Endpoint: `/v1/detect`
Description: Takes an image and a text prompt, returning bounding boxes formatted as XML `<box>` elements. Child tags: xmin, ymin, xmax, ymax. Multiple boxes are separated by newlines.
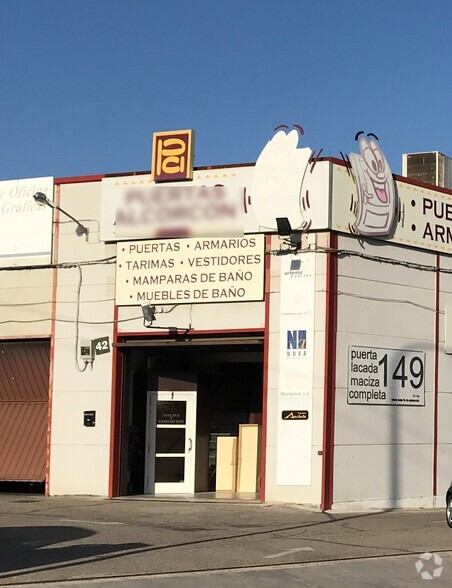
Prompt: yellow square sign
<box><xmin>152</xmin><ymin>129</ymin><xmax>195</xmax><ymax>182</ymax></box>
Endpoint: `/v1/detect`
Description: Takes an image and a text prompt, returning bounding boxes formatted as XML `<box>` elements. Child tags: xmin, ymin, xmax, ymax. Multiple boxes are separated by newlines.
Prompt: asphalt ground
<box><xmin>13</xmin><ymin>554</ymin><xmax>452</xmax><ymax>588</ymax></box>
<box><xmin>1</xmin><ymin>495</ymin><xmax>452</xmax><ymax>586</ymax></box>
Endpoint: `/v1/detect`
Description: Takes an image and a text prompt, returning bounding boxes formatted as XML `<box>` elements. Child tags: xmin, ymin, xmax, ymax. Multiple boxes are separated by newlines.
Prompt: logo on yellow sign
<box><xmin>152</xmin><ymin>129</ymin><xmax>195</xmax><ymax>182</ymax></box>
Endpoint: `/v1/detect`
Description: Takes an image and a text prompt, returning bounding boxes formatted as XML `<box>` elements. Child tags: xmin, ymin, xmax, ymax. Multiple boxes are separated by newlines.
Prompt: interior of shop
<box><xmin>119</xmin><ymin>340</ymin><xmax>264</xmax><ymax>496</ymax></box>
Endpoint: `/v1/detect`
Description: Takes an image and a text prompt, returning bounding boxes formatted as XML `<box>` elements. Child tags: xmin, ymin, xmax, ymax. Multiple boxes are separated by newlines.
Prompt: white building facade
<box><xmin>1</xmin><ymin>130</ymin><xmax>452</xmax><ymax>509</ymax></box>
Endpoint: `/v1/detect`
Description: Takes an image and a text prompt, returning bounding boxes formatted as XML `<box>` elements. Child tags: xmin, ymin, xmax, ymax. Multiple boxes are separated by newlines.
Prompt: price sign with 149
<box><xmin>347</xmin><ymin>346</ymin><xmax>425</xmax><ymax>406</ymax></box>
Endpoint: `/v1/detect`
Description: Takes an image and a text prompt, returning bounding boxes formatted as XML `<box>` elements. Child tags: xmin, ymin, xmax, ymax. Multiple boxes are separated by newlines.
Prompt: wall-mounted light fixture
<box><xmin>33</xmin><ymin>192</ymin><xmax>89</xmax><ymax>240</ymax></box>
<box><xmin>141</xmin><ymin>304</ymin><xmax>156</xmax><ymax>327</ymax></box>
<box><xmin>276</xmin><ymin>217</ymin><xmax>302</xmax><ymax>251</ymax></box>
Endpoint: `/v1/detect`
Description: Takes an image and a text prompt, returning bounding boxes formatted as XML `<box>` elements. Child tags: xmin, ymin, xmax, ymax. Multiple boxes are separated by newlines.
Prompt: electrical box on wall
<box><xmin>80</xmin><ymin>339</ymin><xmax>94</xmax><ymax>362</ymax></box>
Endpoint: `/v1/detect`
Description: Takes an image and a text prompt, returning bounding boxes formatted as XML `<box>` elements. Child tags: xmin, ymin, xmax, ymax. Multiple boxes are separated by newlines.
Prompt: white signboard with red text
<box><xmin>100</xmin><ymin>169</ymin><xmax>255</xmax><ymax>241</ymax></box>
<box><xmin>99</xmin><ymin>139</ymin><xmax>331</xmax><ymax>242</ymax></box>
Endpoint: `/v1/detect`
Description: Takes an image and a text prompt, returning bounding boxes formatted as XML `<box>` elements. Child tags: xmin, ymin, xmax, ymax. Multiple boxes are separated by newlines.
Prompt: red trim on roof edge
<box><xmin>55</xmin><ymin>156</ymin><xmax>452</xmax><ymax>198</ymax></box>
<box><xmin>54</xmin><ymin>162</ymin><xmax>256</xmax><ymax>185</ymax></box>
<box><xmin>55</xmin><ymin>174</ymin><xmax>106</xmax><ymax>185</ymax></box>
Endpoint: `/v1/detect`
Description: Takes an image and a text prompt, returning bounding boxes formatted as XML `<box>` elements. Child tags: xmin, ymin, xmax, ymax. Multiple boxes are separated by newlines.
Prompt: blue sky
<box><xmin>1</xmin><ymin>0</ymin><xmax>452</xmax><ymax>180</ymax></box>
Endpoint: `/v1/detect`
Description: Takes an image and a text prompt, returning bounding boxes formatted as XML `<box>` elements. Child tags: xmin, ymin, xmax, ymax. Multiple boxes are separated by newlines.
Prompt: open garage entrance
<box><xmin>116</xmin><ymin>337</ymin><xmax>264</xmax><ymax>497</ymax></box>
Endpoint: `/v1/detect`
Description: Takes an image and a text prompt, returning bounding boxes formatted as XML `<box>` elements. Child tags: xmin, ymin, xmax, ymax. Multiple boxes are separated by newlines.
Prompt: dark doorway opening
<box><xmin>119</xmin><ymin>341</ymin><xmax>264</xmax><ymax>495</ymax></box>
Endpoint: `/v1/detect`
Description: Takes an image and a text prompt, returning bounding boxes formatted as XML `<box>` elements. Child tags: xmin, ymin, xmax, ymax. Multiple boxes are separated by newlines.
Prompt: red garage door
<box><xmin>0</xmin><ymin>340</ymin><xmax>50</xmax><ymax>481</ymax></box>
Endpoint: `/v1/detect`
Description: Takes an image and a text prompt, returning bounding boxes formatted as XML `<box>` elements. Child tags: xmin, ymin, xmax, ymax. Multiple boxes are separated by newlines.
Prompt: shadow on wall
<box><xmin>389</xmin><ymin>343</ymin><xmax>432</xmax><ymax>507</ymax></box>
<box><xmin>0</xmin><ymin>525</ymin><xmax>147</xmax><ymax>580</ymax></box>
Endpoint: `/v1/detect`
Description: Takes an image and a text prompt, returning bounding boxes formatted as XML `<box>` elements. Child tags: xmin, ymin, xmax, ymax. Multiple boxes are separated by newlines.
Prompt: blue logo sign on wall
<box><xmin>287</xmin><ymin>330</ymin><xmax>306</xmax><ymax>349</ymax></box>
<box><xmin>287</xmin><ymin>330</ymin><xmax>307</xmax><ymax>357</ymax></box>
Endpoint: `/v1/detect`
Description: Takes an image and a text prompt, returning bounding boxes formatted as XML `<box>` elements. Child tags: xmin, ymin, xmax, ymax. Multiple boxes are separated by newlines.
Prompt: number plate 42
<box><xmin>92</xmin><ymin>336</ymin><xmax>111</xmax><ymax>356</ymax></box>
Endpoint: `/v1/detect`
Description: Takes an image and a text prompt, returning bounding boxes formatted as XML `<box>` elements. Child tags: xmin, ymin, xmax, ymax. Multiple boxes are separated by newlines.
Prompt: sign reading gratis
<box><xmin>116</xmin><ymin>234</ymin><xmax>265</xmax><ymax>305</ymax></box>
<box><xmin>347</xmin><ymin>346</ymin><xmax>425</xmax><ymax>406</ymax></box>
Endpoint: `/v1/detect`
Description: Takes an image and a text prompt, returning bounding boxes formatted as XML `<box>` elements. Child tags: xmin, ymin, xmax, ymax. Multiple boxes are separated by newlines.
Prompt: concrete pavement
<box><xmin>0</xmin><ymin>494</ymin><xmax>451</xmax><ymax>586</ymax></box>
<box><xmin>13</xmin><ymin>554</ymin><xmax>452</xmax><ymax>588</ymax></box>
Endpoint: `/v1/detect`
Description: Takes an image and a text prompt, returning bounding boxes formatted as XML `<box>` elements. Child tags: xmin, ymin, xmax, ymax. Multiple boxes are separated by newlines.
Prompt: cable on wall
<box><xmin>268</xmin><ymin>244</ymin><xmax>452</xmax><ymax>275</ymax></box>
<box><xmin>0</xmin><ymin>298</ymin><xmax>116</xmax><ymax>307</ymax></box>
<box><xmin>0</xmin><ymin>315</ymin><xmax>145</xmax><ymax>326</ymax></box>
<box><xmin>2</xmin><ymin>242</ymin><xmax>449</xmax><ymax>330</ymax></box>
<box><xmin>0</xmin><ymin>255</ymin><xmax>116</xmax><ymax>272</ymax></box>
<box><xmin>74</xmin><ymin>265</ymin><xmax>88</xmax><ymax>373</ymax></box>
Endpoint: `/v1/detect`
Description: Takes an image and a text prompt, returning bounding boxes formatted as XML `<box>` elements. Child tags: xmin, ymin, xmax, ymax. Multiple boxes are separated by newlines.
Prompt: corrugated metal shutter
<box><xmin>0</xmin><ymin>340</ymin><xmax>50</xmax><ymax>481</ymax></box>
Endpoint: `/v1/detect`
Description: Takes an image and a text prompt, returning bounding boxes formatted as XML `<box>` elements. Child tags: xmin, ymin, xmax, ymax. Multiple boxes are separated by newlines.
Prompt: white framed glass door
<box><xmin>145</xmin><ymin>390</ymin><xmax>197</xmax><ymax>494</ymax></box>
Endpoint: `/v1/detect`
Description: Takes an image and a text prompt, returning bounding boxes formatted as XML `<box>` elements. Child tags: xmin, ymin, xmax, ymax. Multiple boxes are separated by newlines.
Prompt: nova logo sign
<box><xmin>287</xmin><ymin>330</ymin><xmax>307</xmax><ymax>357</ymax></box>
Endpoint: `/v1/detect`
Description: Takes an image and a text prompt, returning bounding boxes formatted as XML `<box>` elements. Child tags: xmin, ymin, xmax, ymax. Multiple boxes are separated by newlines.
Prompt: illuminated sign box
<box><xmin>152</xmin><ymin>130</ymin><xmax>195</xmax><ymax>182</ymax></box>
<box><xmin>116</xmin><ymin>234</ymin><xmax>265</xmax><ymax>305</ymax></box>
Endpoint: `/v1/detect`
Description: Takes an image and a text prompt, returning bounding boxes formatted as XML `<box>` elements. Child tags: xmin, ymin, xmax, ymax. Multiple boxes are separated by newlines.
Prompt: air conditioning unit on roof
<box><xmin>403</xmin><ymin>151</ymin><xmax>452</xmax><ymax>188</ymax></box>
